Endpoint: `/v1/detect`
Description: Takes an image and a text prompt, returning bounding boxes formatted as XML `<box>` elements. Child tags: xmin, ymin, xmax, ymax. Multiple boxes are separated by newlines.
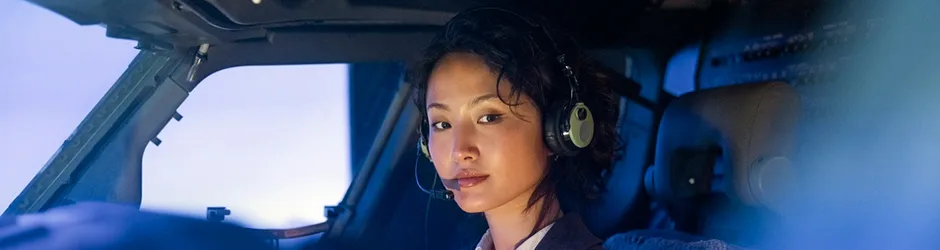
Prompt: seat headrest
<box><xmin>645</xmin><ymin>81</ymin><xmax>801</xmax><ymax>211</ymax></box>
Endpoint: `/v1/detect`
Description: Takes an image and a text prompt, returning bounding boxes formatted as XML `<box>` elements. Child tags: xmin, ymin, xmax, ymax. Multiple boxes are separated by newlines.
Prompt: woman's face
<box><xmin>425</xmin><ymin>52</ymin><xmax>552</xmax><ymax>213</ymax></box>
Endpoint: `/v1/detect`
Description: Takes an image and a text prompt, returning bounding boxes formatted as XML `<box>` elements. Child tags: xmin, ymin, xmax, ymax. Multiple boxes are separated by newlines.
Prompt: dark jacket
<box><xmin>534</xmin><ymin>213</ymin><xmax>604</xmax><ymax>250</ymax></box>
<box><xmin>467</xmin><ymin>213</ymin><xmax>604</xmax><ymax>250</ymax></box>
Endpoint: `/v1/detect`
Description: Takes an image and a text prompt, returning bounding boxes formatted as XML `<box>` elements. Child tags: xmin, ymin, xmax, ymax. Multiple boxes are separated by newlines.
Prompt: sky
<box><xmin>0</xmin><ymin>1</ymin><xmax>351</xmax><ymax>229</ymax></box>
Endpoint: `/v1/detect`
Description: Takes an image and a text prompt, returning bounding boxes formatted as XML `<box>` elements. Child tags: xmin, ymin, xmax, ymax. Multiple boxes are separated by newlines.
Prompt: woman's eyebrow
<box><xmin>468</xmin><ymin>94</ymin><xmax>499</xmax><ymax>108</ymax></box>
<box><xmin>427</xmin><ymin>102</ymin><xmax>449</xmax><ymax>111</ymax></box>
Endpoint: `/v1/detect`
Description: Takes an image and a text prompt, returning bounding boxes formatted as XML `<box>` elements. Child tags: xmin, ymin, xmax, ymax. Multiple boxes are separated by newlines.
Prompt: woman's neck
<box><xmin>483</xmin><ymin>192</ymin><xmax>561</xmax><ymax>250</ymax></box>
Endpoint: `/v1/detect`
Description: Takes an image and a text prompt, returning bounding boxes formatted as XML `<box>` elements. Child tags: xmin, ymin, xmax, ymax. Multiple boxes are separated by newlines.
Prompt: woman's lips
<box><xmin>456</xmin><ymin>176</ymin><xmax>489</xmax><ymax>188</ymax></box>
<box><xmin>445</xmin><ymin>169</ymin><xmax>489</xmax><ymax>189</ymax></box>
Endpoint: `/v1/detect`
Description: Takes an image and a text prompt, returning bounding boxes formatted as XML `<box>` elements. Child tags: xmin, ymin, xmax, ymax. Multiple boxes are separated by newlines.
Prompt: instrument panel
<box><xmin>697</xmin><ymin>0</ymin><xmax>882</xmax><ymax>91</ymax></box>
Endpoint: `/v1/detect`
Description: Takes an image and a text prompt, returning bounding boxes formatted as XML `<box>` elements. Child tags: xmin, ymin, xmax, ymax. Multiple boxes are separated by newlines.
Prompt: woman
<box><xmin>409</xmin><ymin>7</ymin><xmax>623</xmax><ymax>250</ymax></box>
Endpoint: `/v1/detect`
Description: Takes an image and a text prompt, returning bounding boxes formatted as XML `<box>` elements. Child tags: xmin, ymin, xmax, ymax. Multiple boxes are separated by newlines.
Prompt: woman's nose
<box><xmin>450</xmin><ymin>126</ymin><xmax>479</xmax><ymax>164</ymax></box>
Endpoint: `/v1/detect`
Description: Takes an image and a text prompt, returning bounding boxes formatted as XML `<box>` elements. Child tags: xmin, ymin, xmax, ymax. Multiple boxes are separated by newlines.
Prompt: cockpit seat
<box><xmin>606</xmin><ymin>81</ymin><xmax>801</xmax><ymax>248</ymax></box>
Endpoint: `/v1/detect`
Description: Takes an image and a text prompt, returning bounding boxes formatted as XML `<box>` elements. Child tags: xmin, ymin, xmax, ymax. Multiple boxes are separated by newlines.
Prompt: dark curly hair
<box><xmin>408</xmin><ymin>7</ymin><xmax>623</xmax><ymax>236</ymax></box>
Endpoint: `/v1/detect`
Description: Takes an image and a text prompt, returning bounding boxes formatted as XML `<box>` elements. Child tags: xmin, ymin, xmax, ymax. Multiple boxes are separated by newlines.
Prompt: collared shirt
<box><xmin>475</xmin><ymin>223</ymin><xmax>556</xmax><ymax>250</ymax></box>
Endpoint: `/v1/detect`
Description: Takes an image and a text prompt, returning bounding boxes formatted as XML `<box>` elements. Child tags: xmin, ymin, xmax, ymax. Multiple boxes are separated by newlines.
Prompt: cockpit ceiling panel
<box><xmin>197</xmin><ymin>0</ymin><xmax>652</xmax><ymax>26</ymax></box>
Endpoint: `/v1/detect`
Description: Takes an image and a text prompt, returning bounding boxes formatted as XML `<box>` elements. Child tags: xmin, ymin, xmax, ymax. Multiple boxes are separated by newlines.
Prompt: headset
<box><xmin>414</xmin><ymin>7</ymin><xmax>596</xmax><ymax>201</ymax></box>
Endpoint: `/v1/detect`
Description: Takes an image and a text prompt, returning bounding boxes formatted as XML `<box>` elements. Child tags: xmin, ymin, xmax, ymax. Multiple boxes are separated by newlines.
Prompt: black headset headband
<box><xmin>447</xmin><ymin>7</ymin><xmax>582</xmax><ymax>102</ymax></box>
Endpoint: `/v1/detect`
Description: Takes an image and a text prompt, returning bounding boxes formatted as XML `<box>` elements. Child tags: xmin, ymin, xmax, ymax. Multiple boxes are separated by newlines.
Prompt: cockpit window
<box><xmin>0</xmin><ymin>1</ymin><xmax>139</xmax><ymax>208</ymax></box>
<box><xmin>2</xmin><ymin>1</ymin><xmax>355</xmax><ymax>227</ymax></box>
<box><xmin>140</xmin><ymin>64</ymin><xmax>352</xmax><ymax>229</ymax></box>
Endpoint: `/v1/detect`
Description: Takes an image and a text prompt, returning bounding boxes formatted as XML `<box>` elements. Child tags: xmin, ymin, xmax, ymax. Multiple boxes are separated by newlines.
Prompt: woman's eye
<box><xmin>477</xmin><ymin>114</ymin><xmax>503</xmax><ymax>124</ymax></box>
<box><xmin>431</xmin><ymin>121</ymin><xmax>450</xmax><ymax>130</ymax></box>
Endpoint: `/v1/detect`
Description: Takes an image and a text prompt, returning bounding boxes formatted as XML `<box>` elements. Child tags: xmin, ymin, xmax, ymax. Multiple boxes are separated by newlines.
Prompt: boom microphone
<box><xmin>414</xmin><ymin>152</ymin><xmax>454</xmax><ymax>200</ymax></box>
<box><xmin>429</xmin><ymin>190</ymin><xmax>454</xmax><ymax>200</ymax></box>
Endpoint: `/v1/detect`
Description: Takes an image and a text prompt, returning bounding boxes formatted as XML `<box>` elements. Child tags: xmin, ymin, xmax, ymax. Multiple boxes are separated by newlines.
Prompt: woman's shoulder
<box><xmin>536</xmin><ymin>213</ymin><xmax>604</xmax><ymax>250</ymax></box>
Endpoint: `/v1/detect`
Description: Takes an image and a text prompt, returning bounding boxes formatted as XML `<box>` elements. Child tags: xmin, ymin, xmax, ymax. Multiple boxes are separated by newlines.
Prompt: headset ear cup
<box><xmin>568</xmin><ymin>102</ymin><xmax>594</xmax><ymax>149</ymax></box>
<box><xmin>545</xmin><ymin>103</ymin><xmax>581</xmax><ymax>156</ymax></box>
<box><xmin>419</xmin><ymin>136</ymin><xmax>432</xmax><ymax>162</ymax></box>
<box><xmin>543</xmin><ymin>104</ymin><xmax>566</xmax><ymax>155</ymax></box>
<box><xmin>544</xmin><ymin>102</ymin><xmax>595</xmax><ymax>156</ymax></box>
<box><xmin>418</xmin><ymin>119</ymin><xmax>433</xmax><ymax>162</ymax></box>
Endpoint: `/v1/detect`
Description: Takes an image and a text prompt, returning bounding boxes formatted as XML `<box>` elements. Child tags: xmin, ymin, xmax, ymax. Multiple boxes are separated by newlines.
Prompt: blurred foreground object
<box><xmin>0</xmin><ymin>202</ymin><xmax>273</xmax><ymax>250</ymax></box>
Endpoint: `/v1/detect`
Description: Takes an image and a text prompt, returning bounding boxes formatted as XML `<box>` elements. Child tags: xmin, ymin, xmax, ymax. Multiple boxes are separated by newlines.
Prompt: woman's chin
<box><xmin>458</xmin><ymin>206</ymin><xmax>486</xmax><ymax>214</ymax></box>
<box><xmin>454</xmin><ymin>194</ymin><xmax>493</xmax><ymax>213</ymax></box>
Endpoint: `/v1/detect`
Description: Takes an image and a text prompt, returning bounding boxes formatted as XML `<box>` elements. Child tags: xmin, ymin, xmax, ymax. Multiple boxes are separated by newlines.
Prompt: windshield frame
<box><xmin>3</xmin><ymin>50</ymin><xmax>195</xmax><ymax>215</ymax></box>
